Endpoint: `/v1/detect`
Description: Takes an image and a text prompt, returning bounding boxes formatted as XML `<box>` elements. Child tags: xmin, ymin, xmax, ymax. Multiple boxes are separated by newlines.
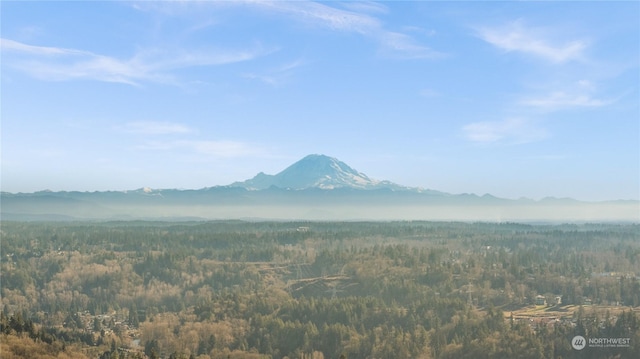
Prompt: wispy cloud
<box><xmin>1</xmin><ymin>38</ymin><xmax>267</xmax><ymax>85</ymax></box>
<box><xmin>138</xmin><ymin>139</ymin><xmax>265</xmax><ymax>158</ymax></box>
<box><xmin>164</xmin><ymin>1</ymin><xmax>442</xmax><ymax>60</ymax></box>
<box><xmin>131</xmin><ymin>1</ymin><xmax>442</xmax><ymax>60</ymax></box>
<box><xmin>243</xmin><ymin>59</ymin><xmax>304</xmax><ymax>86</ymax></box>
<box><xmin>253</xmin><ymin>1</ymin><xmax>379</xmax><ymax>34</ymax></box>
<box><xmin>271</xmin><ymin>1</ymin><xmax>442</xmax><ymax>59</ymax></box>
<box><xmin>273</xmin><ymin>1</ymin><xmax>443</xmax><ymax>59</ymax></box>
<box><xmin>1</xmin><ymin>38</ymin><xmax>87</xmax><ymax>56</ymax></box>
<box><xmin>186</xmin><ymin>140</ymin><xmax>263</xmax><ymax>158</ymax></box>
<box><xmin>338</xmin><ymin>1</ymin><xmax>389</xmax><ymax>15</ymax></box>
<box><xmin>463</xmin><ymin>118</ymin><xmax>548</xmax><ymax>144</ymax></box>
<box><xmin>475</xmin><ymin>20</ymin><xmax>588</xmax><ymax>63</ymax></box>
<box><xmin>122</xmin><ymin>118</ymin><xmax>265</xmax><ymax>157</ymax></box>
<box><xmin>523</xmin><ymin>154</ymin><xmax>571</xmax><ymax>161</ymax></box>
<box><xmin>122</xmin><ymin>121</ymin><xmax>193</xmax><ymax>135</ymax></box>
<box><xmin>520</xmin><ymin>91</ymin><xmax>612</xmax><ymax>109</ymax></box>
<box><xmin>378</xmin><ymin>31</ymin><xmax>443</xmax><ymax>59</ymax></box>
<box><xmin>519</xmin><ymin>80</ymin><xmax>614</xmax><ymax>110</ymax></box>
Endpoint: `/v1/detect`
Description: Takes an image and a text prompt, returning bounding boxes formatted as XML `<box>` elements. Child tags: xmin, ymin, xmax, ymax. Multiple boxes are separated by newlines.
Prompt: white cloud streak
<box><xmin>519</xmin><ymin>80</ymin><xmax>614</xmax><ymax>110</ymax></box>
<box><xmin>265</xmin><ymin>1</ymin><xmax>441</xmax><ymax>59</ymax></box>
<box><xmin>520</xmin><ymin>91</ymin><xmax>612</xmax><ymax>109</ymax></box>
<box><xmin>122</xmin><ymin>121</ymin><xmax>193</xmax><ymax>135</ymax></box>
<box><xmin>1</xmin><ymin>38</ymin><xmax>267</xmax><ymax>85</ymax></box>
<box><xmin>476</xmin><ymin>20</ymin><xmax>587</xmax><ymax>63</ymax></box>
<box><xmin>1</xmin><ymin>38</ymin><xmax>89</xmax><ymax>56</ymax></box>
<box><xmin>138</xmin><ymin>139</ymin><xmax>264</xmax><ymax>158</ymax></box>
<box><xmin>379</xmin><ymin>31</ymin><xmax>443</xmax><ymax>59</ymax></box>
<box><xmin>172</xmin><ymin>0</ymin><xmax>442</xmax><ymax>60</ymax></box>
<box><xmin>338</xmin><ymin>1</ymin><xmax>389</xmax><ymax>15</ymax></box>
<box><xmin>252</xmin><ymin>1</ymin><xmax>380</xmax><ymax>34</ymax></box>
<box><xmin>243</xmin><ymin>59</ymin><xmax>304</xmax><ymax>86</ymax></box>
<box><xmin>463</xmin><ymin>118</ymin><xmax>548</xmax><ymax>144</ymax></box>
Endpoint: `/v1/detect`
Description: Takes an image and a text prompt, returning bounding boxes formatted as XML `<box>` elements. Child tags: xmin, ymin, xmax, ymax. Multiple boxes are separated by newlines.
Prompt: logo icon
<box><xmin>572</xmin><ymin>335</ymin><xmax>586</xmax><ymax>350</ymax></box>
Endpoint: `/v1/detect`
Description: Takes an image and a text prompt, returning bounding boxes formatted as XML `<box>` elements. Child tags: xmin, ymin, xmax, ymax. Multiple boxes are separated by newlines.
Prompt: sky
<box><xmin>1</xmin><ymin>1</ymin><xmax>638</xmax><ymax>201</ymax></box>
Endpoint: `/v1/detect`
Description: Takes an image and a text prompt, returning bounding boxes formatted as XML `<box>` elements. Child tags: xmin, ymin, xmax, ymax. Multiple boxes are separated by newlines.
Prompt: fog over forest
<box><xmin>2</xmin><ymin>1</ymin><xmax>639</xmax><ymax>358</ymax></box>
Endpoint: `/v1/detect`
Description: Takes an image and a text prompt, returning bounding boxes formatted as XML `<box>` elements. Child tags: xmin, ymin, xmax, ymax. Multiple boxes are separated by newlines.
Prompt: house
<box><xmin>554</xmin><ymin>296</ymin><xmax>562</xmax><ymax>305</ymax></box>
<box><xmin>535</xmin><ymin>295</ymin><xmax>547</xmax><ymax>306</ymax></box>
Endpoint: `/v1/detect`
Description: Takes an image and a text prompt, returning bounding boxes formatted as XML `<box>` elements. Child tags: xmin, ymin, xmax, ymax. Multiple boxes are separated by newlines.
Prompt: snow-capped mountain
<box><xmin>2</xmin><ymin>154</ymin><xmax>637</xmax><ymax>221</ymax></box>
<box><xmin>231</xmin><ymin>154</ymin><xmax>409</xmax><ymax>191</ymax></box>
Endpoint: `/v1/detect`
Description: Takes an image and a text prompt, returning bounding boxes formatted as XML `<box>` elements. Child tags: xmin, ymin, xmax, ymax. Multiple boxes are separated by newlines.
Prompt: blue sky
<box><xmin>1</xmin><ymin>1</ymin><xmax>638</xmax><ymax>201</ymax></box>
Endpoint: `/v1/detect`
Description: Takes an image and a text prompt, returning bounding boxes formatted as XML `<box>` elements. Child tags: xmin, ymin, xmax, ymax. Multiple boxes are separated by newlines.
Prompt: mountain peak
<box><xmin>231</xmin><ymin>154</ymin><xmax>407</xmax><ymax>191</ymax></box>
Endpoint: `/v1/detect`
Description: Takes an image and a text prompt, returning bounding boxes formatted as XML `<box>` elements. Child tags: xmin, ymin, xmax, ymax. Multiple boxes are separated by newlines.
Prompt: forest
<box><xmin>1</xmin><ymin>220</ymin><xmax>639</xmax><ymax>359</ymax></box>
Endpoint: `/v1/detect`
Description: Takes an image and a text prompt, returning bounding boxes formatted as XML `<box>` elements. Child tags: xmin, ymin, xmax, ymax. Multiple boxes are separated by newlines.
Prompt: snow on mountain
<box><xmin>3</xmin><ymin>154</ymin><xmax>638</xmax><ymax>221</ymax></box>
<box><xmin>231</xmin><ymin>154</ymin><xmax>411</xmax><ymax>191</ymax></box>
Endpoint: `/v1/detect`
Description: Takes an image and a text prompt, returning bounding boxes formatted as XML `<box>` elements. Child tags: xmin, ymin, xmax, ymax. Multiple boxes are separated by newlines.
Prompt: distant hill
<box><xmin>1</xmin><ymin>154</ymin><xmax>638</xmax><ymax>222</ymax></box>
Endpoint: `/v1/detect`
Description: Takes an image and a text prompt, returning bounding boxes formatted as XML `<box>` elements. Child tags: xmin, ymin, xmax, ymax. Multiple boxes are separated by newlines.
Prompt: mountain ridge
<box><xmin>1</xmin><ymin>154</ymin><xmax>638</xmax><ymax>222</ymax></box>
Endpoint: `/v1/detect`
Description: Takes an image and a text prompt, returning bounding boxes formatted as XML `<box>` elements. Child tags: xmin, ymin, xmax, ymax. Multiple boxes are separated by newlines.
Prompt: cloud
<box><xmin>519</xmin><ymin>80</ymin><xmax>614</xmax><ymax>110</ymax></box>
<box><xmin>476</xmin><ymin>20</ymin><xmax>587</xmax><ymax>63</ymax></box>
<box><xmin>338</xmin><ymin>1</ymin><xmax>389</xmax><ymax>15</ymax></box>
<box><xmin>138</xmin><ymin>139</ymin><xmax>265</xmax><ymax>158</ymax></box>
<box><xmin>186</xmin><ymin>140</ymin><xmax>263</xmax><ymax>158</ymax></box>
<box><xmin>463</xmin><ymin>118</ymin><xmax>548</xmax><ymax>144</ymax></box>
<box><xmin>1</xmin><ymin>38</ymin><xmax>88</xmax><ymax>56</ymax></box>
<box><xmin>524</xmin><ymin>154</ymin><xmax>571</xmax><ymax>161</ymax></box>
<box><xmin>378</xmin><ymin>31</ymin><xmax>443</xmax><ymax>59</ymax></box>
<box><xmin>243</xmin><ymin>59</ymin><xmax>304</xmax><ymax>86</ymax></box>
<box><xmin>1</xmin><ymin>38</ymin><xmax>267</xmax><ymax>85</ymax></box>
<box><xmin>154</xmin><ymin>1</ymin><xmax>442</xmax><ymax>60</ymax></box>
<box><xmin>520</xmin><ymin>91</ymin><xmax>612</xmax><ymax>109</ymax></box>
<box><xmin>122</xmin><ymin>121</ymin><xmax>193</xmax><ymax>135</ymax></box>
<box><xmin>253</xmin><ymin>1</ymin><xmax>380</xmax><ymax>34</ymax></box>
<box><xmin>263</xmin><ymin>1</ymin><xmax>443</xmax><ymax>59</ymax></box>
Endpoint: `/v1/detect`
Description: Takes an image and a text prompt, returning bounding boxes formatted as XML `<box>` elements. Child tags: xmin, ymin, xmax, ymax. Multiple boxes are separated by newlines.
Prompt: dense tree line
<box><xmin>1</xmin><ymin>221</ymin><xmax>639</xmax><ymax>358</ymax></box>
